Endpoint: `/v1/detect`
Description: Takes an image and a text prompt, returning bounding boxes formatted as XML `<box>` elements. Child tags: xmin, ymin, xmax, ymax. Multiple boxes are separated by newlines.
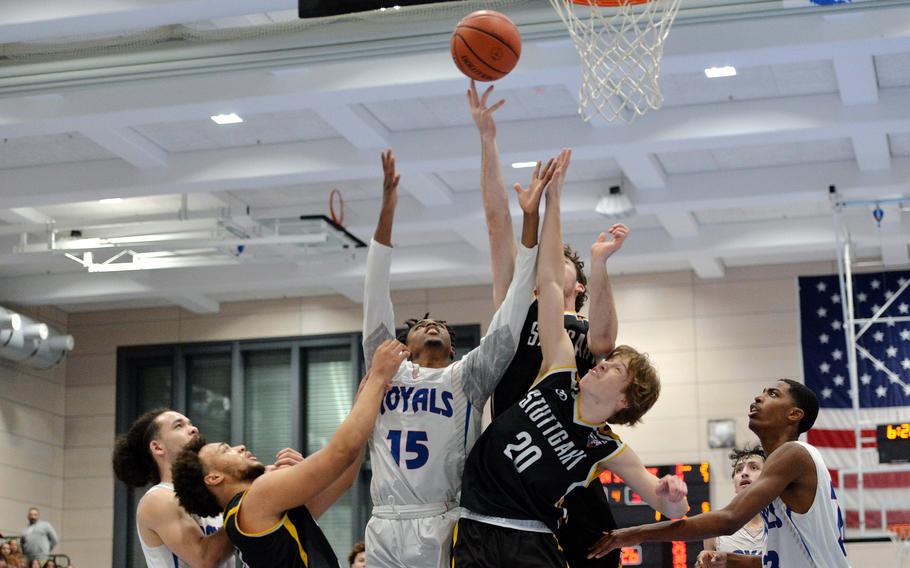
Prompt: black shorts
<box><xmin>451</xmin><ymin>518</ymin><xmax>567</xmax><ymax>568</ymax></box>
<box><xmin>555</xmin><ymin>483</ymin><xmax>622</xmax><ymax>568</ymax></box>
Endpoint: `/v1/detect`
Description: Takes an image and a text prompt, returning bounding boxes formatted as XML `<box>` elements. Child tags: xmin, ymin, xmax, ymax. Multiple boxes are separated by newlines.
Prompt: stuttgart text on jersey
<box><xmin>527</xmin><ymin>320</ymin><xmax>591</xmax><ymax>361</ymax></box>
<box><xmin>513</xmin><ymin>389</ymin><xmax>586</xmax><ymax>471</ymax></box>
<box><xmin>379</xmin><ymin>385</ymin><xmax>455</xmax><ymax>417</ymax></box>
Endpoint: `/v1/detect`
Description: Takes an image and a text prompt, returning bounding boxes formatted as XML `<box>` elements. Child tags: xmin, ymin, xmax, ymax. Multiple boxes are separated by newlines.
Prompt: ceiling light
<box><xmin>21</xmin><ymin>323</ymin><xmax>49</xmax><ymax>340</ymax></box>
<box><xmin>0</xmin><ymin>308</ymin><xmax>21</xmax><ymax>331</ymax></box>
<box><xmin>210</xmin><ymin>113</ymin><xmax>244</xmax><ymax>125</ymax></box>
<box><xmin>99</xmin><ymin>198</ymin><xmax>123</xmax><ymax>204</ymax></box>
<box><xmin>705</xmin><ymin>66</ymin><xmax>737</xmax><ymax>78</ymax></box>
<box><xmin>595</xmin><ymin>186</ymin><xmax>635</xmax><ymax>218</ymax></box>
<box><xmin>511</xmin><ymin>161</ymin><xmax>538</xmax><ymax>169</ymax></box>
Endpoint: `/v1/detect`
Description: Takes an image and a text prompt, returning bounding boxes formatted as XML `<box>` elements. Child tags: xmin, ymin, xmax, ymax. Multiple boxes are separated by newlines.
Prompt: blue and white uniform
<box><xmin>714</xmin><ymin>524</ymin><xmax>764</xmax><ymax>557</ymax></box>
<box><xmin>138</xmin><ymin>482</ymin><xmax>234</xmax><ymax>568</ymax></box>
<box><xmin>760</xmin><ymin>441</ymin><xmax>851</xmax><ymax>568</ymax></box>
<box><xmin>362</xmin><ymin>239</ymin><xmax>537</xmax><ymax>568</ymax></box>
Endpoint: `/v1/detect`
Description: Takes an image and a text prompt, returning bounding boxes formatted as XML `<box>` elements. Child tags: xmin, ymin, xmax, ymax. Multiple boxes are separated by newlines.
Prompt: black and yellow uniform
<box><xmin>224</xmin><ymin>491</ymin><xmax>339</xmax><ymax>568</ymax></box>
<box><xmin>456</xmin><ymin>370</ymin><xmax>624</xmax><ymax>568</ymax></box>
<box><xmin>491</xmin><ymin>300</ymin><xmax>595</xmax><ymax>418</ymax></box>
<box><xmin>489</xmin><ymin>301</ymin><xmax>619</xmax><ymax>568</ymax></box>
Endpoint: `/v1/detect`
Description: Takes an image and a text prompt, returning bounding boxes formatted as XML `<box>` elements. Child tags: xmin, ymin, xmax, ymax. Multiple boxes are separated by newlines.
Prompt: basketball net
<box><xmin>549</xmin><ymin>0</ymin><xmax>681</xmax><ymax>123</ymax></box>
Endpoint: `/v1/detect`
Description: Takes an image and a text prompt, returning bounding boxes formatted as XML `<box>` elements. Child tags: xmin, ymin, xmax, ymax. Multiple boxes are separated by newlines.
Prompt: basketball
<box><xmin>451</xmin><ymin>10</ymin><xmax>521</xmax><ymax>82</ymax></box>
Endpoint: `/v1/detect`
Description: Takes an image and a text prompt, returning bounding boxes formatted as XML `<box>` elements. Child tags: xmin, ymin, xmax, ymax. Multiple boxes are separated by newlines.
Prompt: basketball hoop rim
<box><xmin>570</xmin><ymin>0</ymin><xmax>651</xmax><ymax>6</ymax></box>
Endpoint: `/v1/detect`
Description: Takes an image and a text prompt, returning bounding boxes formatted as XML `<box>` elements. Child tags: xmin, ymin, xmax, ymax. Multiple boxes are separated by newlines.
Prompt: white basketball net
<box><xmin>549</xmin><ymin>0</ymin><xmax>681</xmax><ymax>123</ymax></box>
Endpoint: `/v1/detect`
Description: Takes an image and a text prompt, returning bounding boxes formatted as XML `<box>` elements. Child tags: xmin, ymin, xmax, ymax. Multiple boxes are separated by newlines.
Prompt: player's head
<box><xmin>579</xmin><ymin>345</ymin><xmax>660</xmax><ymax>426</ymax></box>
<box><xmin>563</xmin><ymin>244</ymin><xmax>588</xmax><ymax>313</ymax></box>
<box><xmin>348</xmin><ymin>541</ymin><xmax>366</xmax><ymax>568</ymax></box>
<box><xmin>398</xmin><ymin>313</ymin><xmax>456</xmax><ymax>361</ymax></box>
<box><xmin>729</xmin><ymin>446</ymin><xmax>765</xmax><ymax>494</ymax></box>
<box><xmin>172</xmin><ymin>437</ymin><xmax>266</xmax><ymax>518</ymax></box>
<box><xmin>112</xmin><ymin>408</ymin><xmax>200</xmax><ymax>487</ymax></box>
<box><xmin>748</xmin><ymin>379</ymin><xmax>819</xmax><ymax>438</ymax></box>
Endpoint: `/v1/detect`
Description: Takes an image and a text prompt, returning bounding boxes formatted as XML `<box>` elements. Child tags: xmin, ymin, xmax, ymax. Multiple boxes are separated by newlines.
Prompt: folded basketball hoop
<box><xmin>890</xmin><ymin>524</ymin><xmax>910</xmax><ymax>568</ymax></box>
<box><xmin>549</xmin><ymin>0</ymin><xmax>681</xmax><ymax>123</ymax></box>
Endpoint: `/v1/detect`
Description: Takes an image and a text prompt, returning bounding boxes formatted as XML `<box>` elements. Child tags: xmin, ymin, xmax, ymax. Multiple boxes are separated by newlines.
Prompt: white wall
<box><xmin>0</xmin><ymin>306</ymin><xmax>67</xmax><ymax>547</ymax></box>
<box><xmin>56</xmin><ymin>263</ymin><xmax>902</xmax><ymax>566</ymax></box>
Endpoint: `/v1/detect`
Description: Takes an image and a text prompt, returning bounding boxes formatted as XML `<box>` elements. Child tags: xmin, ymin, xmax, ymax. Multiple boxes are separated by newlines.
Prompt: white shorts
<box><xmin>365</xmin><ymin>506</ymin><xmax>459</xmax><ymax>568</ymax></box>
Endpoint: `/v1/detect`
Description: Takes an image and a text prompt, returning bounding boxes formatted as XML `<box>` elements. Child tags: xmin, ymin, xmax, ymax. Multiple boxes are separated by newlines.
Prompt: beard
<box><xmin>239</xmin><ymin>462</ymin><xmax>267</xmax><ymax>482</ymax></box>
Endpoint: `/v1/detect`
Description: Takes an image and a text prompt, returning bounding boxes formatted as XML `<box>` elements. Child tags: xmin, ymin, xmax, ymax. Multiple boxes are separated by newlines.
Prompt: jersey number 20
<box><xmin>387</xmin><ymin>430</ymin><xmax>429</xmax><ymax>469</ymax></box>
<box><xmin>503</xmin><ymin>431</ymin><xmax>542</xmax><ymax>473</ymax></box>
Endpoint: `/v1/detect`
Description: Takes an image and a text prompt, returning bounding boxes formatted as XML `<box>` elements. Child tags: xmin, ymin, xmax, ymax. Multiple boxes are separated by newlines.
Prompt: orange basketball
<box><xmin>451</xmin><ymin>10</ymin><xmax>521</xmax><ymax>82</ymax></box>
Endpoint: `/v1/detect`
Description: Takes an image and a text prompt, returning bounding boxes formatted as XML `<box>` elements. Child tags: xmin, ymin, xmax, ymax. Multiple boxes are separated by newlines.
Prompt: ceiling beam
<box><xmin>852</xmin><ymin>132</ymin><xmax>892</xmax><ymax>172</ymax></box>
<box><xmin>690</xmin><ymin>256</ymin><xmax>725</xmax><ymax>279</ymax></box>
<box><xmin>0</xmin><ymin>208</ymin><xmax>52</xmax><ymax>224</ymax></box>
<box><xmin>165</xmin><ymin>292</ymin><xmax>221</xmax><ymax>314</ymax></box>
<box><xmin>80</xmin><ymin>125</ymin><xmax>170</xmax><ymax>169</ymax></box>
<box><xmin>312</xmin><ymin>102</ymin><xmax>390</xmax><ymax>149</ymax></box>
<box><xmin>833</xmin><ymin>54</ymin><xmax>879</xmax><ymax>106</ymax></box>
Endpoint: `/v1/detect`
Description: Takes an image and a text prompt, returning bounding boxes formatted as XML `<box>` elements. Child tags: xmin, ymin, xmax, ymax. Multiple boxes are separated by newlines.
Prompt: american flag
<box><xmin>798</xmin><ymin>270</ymin><xmax>910</xmax><ymax>532</ymax></box>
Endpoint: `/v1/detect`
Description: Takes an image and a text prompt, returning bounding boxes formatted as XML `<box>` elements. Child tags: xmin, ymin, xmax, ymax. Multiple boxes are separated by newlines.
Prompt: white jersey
<box><xmin>760</xmin><ymin>442</ymin><xmax>851</xmax><ymax>568</ymax></box>
<box><xmin>138</xmin><ymin>483</ymin><xmax>234</xmax><ymax>568</ymax></box>
<box><xmin>715</xmin><ymin>523</ymin><xmax>764</xmax><ymax>556</ymax></box>
<box><xmin>363</xmin><ymin>239</ymin><xmax>537</xmax><ymax>508</ymax></box>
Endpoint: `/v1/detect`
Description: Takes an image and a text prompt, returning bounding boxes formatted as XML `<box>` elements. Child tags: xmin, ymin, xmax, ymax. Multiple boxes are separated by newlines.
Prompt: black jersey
<box><xmin>224</xmin><ymin>491</ymin><xmax>339</xmax><ymax>568</ymax></box>
<box><xmin>491</xmin><ymin>300</ymin><xmax>596</xmax><ymax>418</ymax></box>
<box><xmin>461</xmin><ymin>369</ymin><xmax>625</xmax><ymax>532</ymax></box>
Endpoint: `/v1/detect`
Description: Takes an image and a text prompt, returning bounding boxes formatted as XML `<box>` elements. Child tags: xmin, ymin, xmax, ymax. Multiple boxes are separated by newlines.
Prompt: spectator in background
<box><xmin>1</xmin><ymin>542</ymin><xmax>11</xmax><ymax>560</ymax></box>
<box><xmin>21</xmin><ymin>508</ymin><xmax>58</xmax><ymax>563</ymax></box>
<box><xmin>6</xmin><ymin>540</ymin><xmax>25</xmax><ymax>566</ymax></box>
<box><xmin>347</xmin><ymin>541</ymin><xmax>365</xmax><ymax>568</ymax></box>
<box><xmin>39</xmin><ymin>561</ymin><xmax>55</xmax><ymax>568</ymax></box>
<box><xmin>28</xmin><ymin>560</ymin><xmax>40</xmax><ymax>568</ymax></box>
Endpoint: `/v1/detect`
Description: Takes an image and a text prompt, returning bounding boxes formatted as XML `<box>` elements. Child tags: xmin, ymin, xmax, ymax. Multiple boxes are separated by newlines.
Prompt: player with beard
<box><xmin>697</xmin><ymin>446</ymin><xmax>766</xmax><ymax>565</ymax></box>
<box><xmin>113</xmin><ymin>409</ymin><xmax>236</xmax><ymax>568</ymax></box>
<box><xmin>361</xmin><ymin>149</ymin><xmax>546</xmax><ymax>568</ymax></box>
<box><xmin>452</xmin><ymin>149</ymin><xmax>688</xmax><ymax>568</ymax></box>
<box><xmin>590</xmin><ymin>380</ymin><xmax>850</xmax><ymax>568</ymax></box>
<box><xmin>171</xmin><ymin>340</ymin><xmax>408</xmax><ymax>568</ymax></box>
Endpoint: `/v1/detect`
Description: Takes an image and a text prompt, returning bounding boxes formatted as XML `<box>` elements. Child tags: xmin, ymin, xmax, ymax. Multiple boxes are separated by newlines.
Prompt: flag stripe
<box><xmin>807</xmin><ymin>429</ymin><xmax>877</xmax><ymax>449</ymax></box>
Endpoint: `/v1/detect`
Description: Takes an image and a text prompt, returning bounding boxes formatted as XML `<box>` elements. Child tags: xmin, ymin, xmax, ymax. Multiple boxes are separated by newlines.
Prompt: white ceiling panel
<box><xmin>134</xmin><ymin>109</ymin><xmax>340</xmax><ymax>152</ymax></box>
<box><xmin>0</xmin><ymin>132</ymin><xmax>116</xmax><ymax>169</ymax></box>
<box><xmin>365</xmin><ymin>85</ymin><xmax>583</xmax><ymax>132</ymax></box>
<box><xmin>875</xmin><ymin>52</ymin><xmax>910</xmax><ymax>88</ymax></box>
<box><xmin>695</xmin><ymin>201</ymin><xmax>831</xmax><ymax>225</ymax></box>
<box><xmin>230</xmin><ymin>182</ymin><xmax>378</xmax><ymax>208</ymax></box>
<box><xmin>890</xmin><ymin>132</ymin><xmax>910</xmax><ymax>156</ymax></box>
<box><xmin>661</xmin><ymin>61</ymin><xmax>836</xmax><ymax>107</ymax></box>
<box><xmin>35</xmin><ymin>194</ymin><xmax>187</xmax><ymax>223</ymax></box>
<box><xmin>656</xmin><ymin>149</ymin><xmax>718</xmax><ymax>174</ymax></box>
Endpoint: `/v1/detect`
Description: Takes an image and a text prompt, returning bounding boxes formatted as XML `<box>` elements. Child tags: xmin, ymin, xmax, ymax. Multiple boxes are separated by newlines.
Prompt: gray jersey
<box><xmin>363</xmin><ymin>239</ymin><xmax>537</xmax><ymax>507</ymax></box>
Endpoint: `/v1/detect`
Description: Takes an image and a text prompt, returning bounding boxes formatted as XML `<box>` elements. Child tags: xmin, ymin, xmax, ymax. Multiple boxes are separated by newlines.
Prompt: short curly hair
<box><xmin>172</xmin><ymin>436</ymin><xmax>223</xmax><ymax>519</ymax></box>
<box><xmin>112</xmin><ymin>408</ymin><xmax>169</xmax><ymax>487</ymax></box>
<box><xmin>563</xmin><ymin>244</ymin><xmax>588</xmax><ymax>313</ymax></box>
<box><xmin>606</xmin><ymin>345</ymin><xmax>660</xmax><ymax>427</ymax></box>
<box><xmin>347</xmin><ymin>541</ymin><xmax>365</xmax><ymax>566</ymax></box>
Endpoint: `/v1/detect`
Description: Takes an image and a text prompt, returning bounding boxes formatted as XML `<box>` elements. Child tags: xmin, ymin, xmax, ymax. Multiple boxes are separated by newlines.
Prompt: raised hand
<box><xmin>588</xmin><ymin>527</ymin><xmax>640</xmax><ymax>559</ymax></box>
<box><xmin>591</xmin><ymin>223</ymin><xmax>630</xmax><ymax>261</ymax></box>
<box><xmin>545</xmin><ymin>148</ymin><xmax>572</xmax><ymax>201</ymax></box>
<box><xmin>655</xmin><ymin>474</ymin><xmax>689</xmax><ymax>505</ymax></box>
<box><xmin>512</xmin><ymin>158</ymin><xmax>556</xmax><ymax>216</ymax></box>
<box><xmin>467</xmin><ymin>79</ymin><xmax>505</xmax><ymax>139</ymax></box>
<box><xmin>369</xmin><ymin>339</ymin><xmax>410</xmax><ymax>386</ymax></box>
<box><xmin>381</xmin><ymin>149</ymin><xmax>400</xmax><ymax>209</ymax></box>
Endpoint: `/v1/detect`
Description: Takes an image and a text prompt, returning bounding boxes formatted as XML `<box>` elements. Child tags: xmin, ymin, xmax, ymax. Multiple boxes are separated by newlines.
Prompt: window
<box><xmin>114</xmin><ymin>326</ymin><xmax>480</xmax><ymax>566</ymax></box>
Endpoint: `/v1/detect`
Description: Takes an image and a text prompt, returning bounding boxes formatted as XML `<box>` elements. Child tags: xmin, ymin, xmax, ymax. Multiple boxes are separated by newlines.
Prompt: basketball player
<box><xmin>589</xmin><ymin>379</ymin><xmax>850</xmax><ymax>568</ymax></box>
<box><xmin>361</xmin><ymin>149</ymin><xmax>546</xmax><ymax>568</ymax></box>
<box><xmin>469</xmin><ymin>80</ymin><xmax>633</xmax><ymax>567</ymax></box>
<box><xmin>452</xmin><ymin>149</ymin><xmax>689</xmax><ymax>568</ymax></box>
<box><xmin>696</xmin><ymin>446</ymin><xmax>766</xmax><ymax>566</ymax></box>
<box><xmin>112</xmin><ymin>409</ymin><xmax>302</xmax><ymax>568</ymax></box>
<box><xmin>171</xmin><ymin>340</ymin><xmax>408</xmax><ymax>567</ymax></box>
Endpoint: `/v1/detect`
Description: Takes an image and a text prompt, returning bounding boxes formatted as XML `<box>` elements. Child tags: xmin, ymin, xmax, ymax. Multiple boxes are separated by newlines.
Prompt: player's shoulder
<box><xmin>766</xmin><ymin>441</ymin><xmax>814</xmax><ymax>470</ymax></box>
<box><xmin>137</xmin><ymin>487</ymin><xmax>183</xmax><ymax>525</ymax></box>
<box><xmin>536</xmin><ymin>367</ymin><xmax>577</xmax><ymax>389</ymax></box>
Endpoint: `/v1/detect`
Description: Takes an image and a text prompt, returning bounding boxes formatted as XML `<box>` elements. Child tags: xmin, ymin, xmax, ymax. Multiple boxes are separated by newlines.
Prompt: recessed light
<box><xmin>705</xmin><ymin>66</ymin><xmax>737</xmax><ymax>78</ymax></box>
<box><xmin>99</xmin><ymin>198</ymin><xmax>124</xmax><ymax>204</ymax></box>
<box><xmin>211</xmin><ymin>113</ymin><xmax>244</xmax><ymax>125</ymax></box>
<box><xmin>511</xmin><ymin>161</ymin><xmax>538</xmax><ymax>169</ymax></box>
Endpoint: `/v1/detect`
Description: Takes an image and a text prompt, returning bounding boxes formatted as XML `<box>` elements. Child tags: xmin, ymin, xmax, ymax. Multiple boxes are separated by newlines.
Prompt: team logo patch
<box><xmin>555</xmin><ymin>389</ymin><xmax>568</xmax><ymax>401</ymax></box>
<box><xmin>587</xmin><ymin>432</ymin><xmax>610</xmax><ymax>448</ymax></box>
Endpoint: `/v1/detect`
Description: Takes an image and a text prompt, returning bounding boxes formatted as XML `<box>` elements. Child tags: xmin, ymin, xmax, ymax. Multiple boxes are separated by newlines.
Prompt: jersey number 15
<box><xmin>387</xmin><ymin>430</ymin><xmax>429</xmax><ymax>469</ymax></box>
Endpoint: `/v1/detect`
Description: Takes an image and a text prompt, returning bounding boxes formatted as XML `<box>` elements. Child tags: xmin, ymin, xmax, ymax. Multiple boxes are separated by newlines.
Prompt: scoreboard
<box><xmin>599</xmin><ymin>462</ymin><xmax>712</xmax><ymax>568</ymax></box>
<box><xmin>877</xmin><ymin>423</ymin><xmax>910</xmax><ymax>463</ymax></box>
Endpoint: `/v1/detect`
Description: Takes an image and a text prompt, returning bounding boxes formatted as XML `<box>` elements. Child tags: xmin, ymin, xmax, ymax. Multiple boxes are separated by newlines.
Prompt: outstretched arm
<box><xmin>538</xmin><ymin>149</ymin><xmax>577</xmax><ymax>374</ymax></box>
<box><xmin>604</xmin><ymin>444</ymin><xmax>689</xmax><ymax>519</ymax></box>
<box><xmin>696</xmin><ymin>550</ymin><xmax>762</xmax><ymax>568</ymax></box>
<box><xmin>587</xmin><ymin>224</ymin><xmax>629</xmax><ymax>357</ymax></box>
<box><xmin>589</xmin><ymin>442</ymin><xmax>812</xmax><ymax>559</ymax></box>
<box><xmin>245</xmin><ymin>340</ymin><xmax>408</xmax><ymax>521</ymax></box>
<box><xmin>363</xmin><ymin>150</ymin><xmax>400</xmax><ymax>366</ymax></box>
<box><xmin>468</xmin><ymin>80</ymin><xmax>516</xmax><ymax>308</ymax></box>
